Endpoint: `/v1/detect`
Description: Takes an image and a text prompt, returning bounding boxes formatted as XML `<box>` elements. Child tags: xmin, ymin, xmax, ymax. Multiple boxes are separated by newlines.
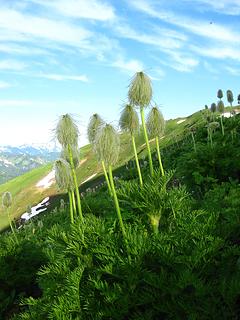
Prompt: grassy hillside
<box><xmin>1</xmin><ymin>108</ymin><xmax>240</xmax><ymax>319</ymax></box>
<box><xmin>0</xmin><ymin>106</ymin><xmax>238</xmax><ymax>231</ymax></box>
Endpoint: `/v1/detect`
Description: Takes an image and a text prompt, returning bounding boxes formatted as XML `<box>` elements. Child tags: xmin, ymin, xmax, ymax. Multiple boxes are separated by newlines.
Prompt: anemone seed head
<box><xmin>146</xmin><ymin>106</ymin><xmax>165</xmax><ymax>138</ymax></box>
<box><xmin>119</xmin><ymin>104</ymin><xmax>139</xmax><ymax>135</ymax></box>
<box><xmin>87</xmin><ymin>113</ymin><xmax>105</xmax><ymax>144</ymax></box>
<box><xmin>128</xmin><ymin>71</ymin><xmax>152</xmax><ymax>108</ymax></box>
<box><xmin>210</xmin><ymin>103</ymin><xmax>217</xmax><ymax>113</ymax></box>
<box><xmin>208</xmin><ymin>121</ymin><xmax>220</xmax><ymax>131</ymax></box>
<box><xmin>55</xmin><ymin>114</ymin><xmax>79</xmax><ymax>147</ymax></box>
<box><xmin>226</xmin><ymin>90</ymin><xmax>234</xmax><ymax>103</ymax></box>
<box><xmin>217</xmin><ymin>100</ymin><xmax>225</xmax><ymax>113</ymax></box>
<box><xmin>61</xmin><ymin>145</ymin><xmax>80</xmax><ymax>168</ymax></box>
<box><xmin>217</xmin><ymin>89</ymin><xmax>223</xmax><ymax>99</ymax></box>
<box><xmin>2</xmin><ymin>191</ymin><xmax>12</xmax><ymax>208</ymax></box>
<box><xmin>54</xmin><ymin>158</ymin><xmax>74</xmax><ymax>191</ymax></box>
<box><xmin>94</xmin><ymin>124</ymin><xmax>120</xmax><ymax>166</ymax></box>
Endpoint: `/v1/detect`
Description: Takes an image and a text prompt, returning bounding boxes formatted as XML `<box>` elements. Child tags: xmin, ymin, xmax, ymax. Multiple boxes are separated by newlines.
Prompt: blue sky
<box><xmin>0</xmin><ymin>0</ymin><xmax>240</xmax><ymax>146</ymax></box>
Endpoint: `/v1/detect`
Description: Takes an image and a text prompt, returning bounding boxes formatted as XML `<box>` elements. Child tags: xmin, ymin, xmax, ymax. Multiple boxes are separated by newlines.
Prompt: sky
<box><xmin>0</xmin><ymin>0</ymin><xmax>240</xmax><ymax>147</ymax></box>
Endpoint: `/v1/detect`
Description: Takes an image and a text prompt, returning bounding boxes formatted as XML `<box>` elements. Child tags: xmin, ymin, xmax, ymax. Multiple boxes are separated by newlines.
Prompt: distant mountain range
<box><xmin>0</xmin><ymin>144</ymin><xmax>60</xmax><ymax>184</ymax></box>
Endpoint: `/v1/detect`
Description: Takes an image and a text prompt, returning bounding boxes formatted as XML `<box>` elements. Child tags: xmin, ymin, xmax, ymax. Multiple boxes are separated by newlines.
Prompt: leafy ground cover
<box><xmin>0</xmin><ymin>109</ymin><xmax>240</xmax><ymax>319</ymax></box>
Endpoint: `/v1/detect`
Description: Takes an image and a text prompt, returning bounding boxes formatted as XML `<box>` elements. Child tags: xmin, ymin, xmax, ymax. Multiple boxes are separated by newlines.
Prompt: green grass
<box><xmin>1</xmin><ymin>106</ymin><xmax>239</xmax><ymax>232</ymax></box>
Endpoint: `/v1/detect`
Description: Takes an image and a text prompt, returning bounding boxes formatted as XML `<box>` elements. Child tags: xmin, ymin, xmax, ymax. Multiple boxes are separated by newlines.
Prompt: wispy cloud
<box><xmin>0</xmin><ymin>8</ymin><xmax>91</xmax><ymax>47</ymax></box>
<box><xmin>115</xmin><ymin>23</ymin><xmax>187</xmax><ymax>50</ymax></box>
<box><xmin>0</xmin><ymin>100</ymin><xmax>36</xmax><ymax>107</ymax></box>
<box><xmin>37</xmin><ymin>73</ymin><xmax>89</xmax><ymax>82</ymax></box>
<box><xmin>0</xmin><ymin>59</ymin><xmax>26</xmax><ymax>71</ymax></box>
<box><xmin>225</xmin><ymin>66</ymin><xmax>240</xmax><ymax>76</ymax></box>
<box><xmin>0</xmin><ymin>81</ymin><xmax>12</xmax><ymax>89</ymax></box>
<box><xmin>191</xmin><ymin>45</ymin><xmax>240</xmax><ymax>61</ymax></box>
<box><xmin>27</xmin><ymin>0</ymin><xmax>116</xmax><ymax>21</ymax></box>
<box><xmin>0</xmin><ymin>43</ymin><xmax>49</xmax><ymax>56</ymax></box>
<box><xmin>112</xmin><ymin>57</ymin><xmax>144</xmax><ymax>74</ymax></box>
<box><xmin>128</xmin><ymin>0</ymin><xmax>240</xmax><ymax>43</ymax></box>
<box><xmin>184</xmin><ymin>0</ymin><xmax>240</xmax><ymax>15</ymax></box>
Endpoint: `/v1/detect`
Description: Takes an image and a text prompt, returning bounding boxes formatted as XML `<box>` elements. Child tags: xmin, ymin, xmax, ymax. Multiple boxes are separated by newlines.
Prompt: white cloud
<box><xmin>0</xmin><ymin>43</ymin><xmax>49</xmax><ymax>56</ymax></box>
<box><xmin>158</xmin><ymin>50</ymin><xmax>199</xmax><ymax>72</ymax></box>
<box><xmin>128</xmin><ymin>0</ymin><xmax>240</xmax><ymax>43</ymax></box>
<box><xmin>0</xmin><ymin>8</ymin><xmax>91</xmax><ymax>47</ymax></box>
<box><xmin>115</xmin><ymin>24</ymin><xmax>186</xmax><ymax>50</ymax></box>
<box><xmin>184</xmin><ymin>0</ymin><xmax>240</xmax><ymax>15</ymax></box>
<box><xmin>0</xmin><ymin>81</ymin><xmax>11</xmax><ymax>89</ymax></box>
<box><xmin>38</xmin><ymin>73</ymin><xmax>89</xmax><ymax>82</ymax></box>
<box><xmin>0</xmin><ymin>59</ymin><xmax>26</xmax><ymax>70</ymax></box>
<box><xmin>225</xmin><ymin>66</ymin><xmax>240</xmax><ymax>76</ymax></box>
<box><xmin>112</xmin><ymin>57</ymin><xmax>144</xmax><ymax>74</ymax></box>
<box><xmin>0</xmin><ymin>100</ymin><xmax>37</xmax><ymax>107</ymax></box>
<box><xmin>191</xmin><ymin>45</ymin><xmax>240</xmax><ymax>61</ymax></box>
<box><xmin>28</xmin><ymin>0</ymin><xmax>116</xmax><ymax>21</ymax></box>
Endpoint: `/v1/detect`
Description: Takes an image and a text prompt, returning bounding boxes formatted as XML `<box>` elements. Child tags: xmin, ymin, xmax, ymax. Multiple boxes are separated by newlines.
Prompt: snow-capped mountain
<box><xmin>0</xmin><ymin>144</ymin><xmax>60</xmax><ymax>184</ymax></box>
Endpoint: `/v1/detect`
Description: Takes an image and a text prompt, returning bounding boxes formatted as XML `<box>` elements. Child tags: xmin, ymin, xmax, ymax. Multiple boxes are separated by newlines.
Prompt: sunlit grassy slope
<box><xmin>0</xmin><ymin>106</ymin><xmax>238</xmax><ymax>231</ymax></box>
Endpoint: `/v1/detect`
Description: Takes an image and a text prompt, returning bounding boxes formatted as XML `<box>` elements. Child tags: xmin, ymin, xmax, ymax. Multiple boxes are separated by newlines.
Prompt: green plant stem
<box><xmin>220</xmin><ymin>115</ymin><xmax>225</xmax><ymax>136</ymax></box>
<box><xmin>191</xmin><ymin>132</ymin><xmax>196</xmax><ymax>152</ymax></box>
<box><xmin>140</xmin><ymin>107</ymin><xmax>154</xmax><ymax>177</ymax></box>
<box><xmin>155</xmin><ymin>136</ymin><xmax>164</xmax><ymax>176</ymax></box>
<box><xmin>71</xmin><ymin>189</ymin><xmax>77</xmax><ymax>217</ymax></box>
<box><xmin>131</xmin><ymin>134</ymin><xmax>143</xmax><ymax>186</ymax></box>
<box><xmin>101</xmin><ymin>160</ymin><xmax>112</xmax><ymax>196</ymax></box>
<box><xmin>68</xmin><ymin>191</ymin><xmax>74</xmax><ymax>224</ymax></box>
<box><xmin>209</xmin><ymin>131</ymin><xmax>213</xmax><ymax>148</ymax></box>
<box><xmin>7</xmin><ymin>208</ymin><xmax>18</xmax><ymax>244</ymax></box>
<box><xmin>108</xmin><ymin>165</ymin><xmax>126</xmax><ymax>239</ymax></box>
<box><xmin>68</xmin><ymin>144</ymin><xmax>83</xmax><ymax>222</ymax></box>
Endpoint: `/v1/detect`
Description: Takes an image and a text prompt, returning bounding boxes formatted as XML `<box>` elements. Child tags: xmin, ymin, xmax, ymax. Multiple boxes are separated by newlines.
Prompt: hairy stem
<box><xmin>131</xmin><ymin>135</ymin><xmax>143</xmax><ymax>186</ymax></box>
<box><xmin>68</xmin><ymin>144</ymin><xmax>83</xmax><ymax>222</ymax></box>
<box><xmin>101</xmin><ymin>160</ymin><xmax>113</xmax><ymax>196</ymax></box>
<box><xmin>71</xmin><ymin>189</ymin><xmax>77</xmax><ymax>217</ymax></box>
<box><xmin>140</xmin><ymin>107</ymin><xmax>154</xmax><ymax>177</ymax></box>
<box><xmin>155</xmin><ymin>136</ymin><xmax>164</xmax><ymax>176</ymax></box>
<box><xmin>108</xmin><ymin>165</ymin><xmax>127</xmax><ymax>239</ymax></box>
<box><xmin>191</xmin><ymin>132</ymin><xmax>197</xmax><ymax>153</ymax></box>
<box><xmin>220</xmin><ymin>115</ymin><xmax>225</xmax><ymax>136</ymax></box>
<box><xmin>68</xmin><ymin>191</ymin><xmax>74</xmax><ymax>224</ymax></box>
<box><xmin>7</xmin><ymin>208</ymin><xmax>18</xmax><ymax>244</ymax></box>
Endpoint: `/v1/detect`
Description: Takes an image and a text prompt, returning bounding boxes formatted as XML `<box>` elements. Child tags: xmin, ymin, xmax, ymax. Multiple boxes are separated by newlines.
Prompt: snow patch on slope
<box><xmin>36</xmin><ymin>170</ymin><xmax>55</xmax><ymax>189</ymax></box>
<box><xmin>177</xmin><ymin>119</ymin><xmax>186</xmax><ymax>124</ymax></box>
<box><xmin>21</xmin><ymin>197</ymin><xmax>50</xmax><ymax>221</ymax></box>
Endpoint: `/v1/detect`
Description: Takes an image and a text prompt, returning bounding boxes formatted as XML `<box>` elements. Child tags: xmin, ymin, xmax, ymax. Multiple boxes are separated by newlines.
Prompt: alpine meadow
<box><xmin>1</xmin><ymin>1</ymin><xmax>240</xmax><ymax>319</ymax></box>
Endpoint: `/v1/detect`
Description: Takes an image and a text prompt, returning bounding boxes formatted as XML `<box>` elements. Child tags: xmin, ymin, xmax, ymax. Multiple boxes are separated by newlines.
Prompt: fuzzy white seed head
<box><xmin>87</xmin><ymin>113</ymin><xmax>105</xmax><ymax>144</ymax></box>
<box><xmin>94</xmin><ymin>124</ymin><xmax>120</xmax><ymax>166</ymax></box>
<box><xmin>54</xmin><ymin>158</ymin><xmax>74</xmax><ymax>191</ymax></box>
<box><xmin>146</xmin><ymin>106</ymin><xmax>165</xmax><ymax>138</ymax></box>
<box><xmin>128</xmin><ymin>71</ymin><xmax>152</xmax><ymax>109</ymax></box>
<box><xmin>26</xmin><ymin>205</ymin><xmax>32</xmax><ymax>214</ymax></box>
<box><xmin>119</xmin><ymin>104</ymin><xmax>139</xmax><ymax>135</ymax></box>
<box><xmin>55</xmin><ymin>114</ymin><xmax>79</xmax><ymax>147</ymax></box>
<box><xmin>2</xmin><ymin>191</ymin><xmax>12</xmax><ymax>208</ymax></box>
<box><xmin>217</xmin><ymin>100</ymin><xmax>225</xmax><ymax>114</ymax></box>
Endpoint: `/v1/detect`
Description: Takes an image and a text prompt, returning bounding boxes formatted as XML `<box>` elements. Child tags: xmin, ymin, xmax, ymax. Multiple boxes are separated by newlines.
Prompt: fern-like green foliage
<box><xmin>128</xmin><ymin>71</ymin><xmax>152</xmax><ymax>108</ymax></box>
<box><xmin>119</xmin><ymin>104</ymin><xmax>139</xmax><ymax>135</ymax></box>
<box><xmin>94</xmin><ymin>124</ymin><xmax>120</xmax><ymax>167</ymax></box>
<box><xmin>146</xmin><ymin>106</ymin><xmax>165</xmax><ymax>138</ymax></box>
<box><xmin>87</xmin><ymin>113</ymin><xmax>105</xmax><ymax>144</ymax></box>
<box><xmin>55</xmin><ymin>114</ymin><xmax>79</xmax><ymax>147</ymax></box>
